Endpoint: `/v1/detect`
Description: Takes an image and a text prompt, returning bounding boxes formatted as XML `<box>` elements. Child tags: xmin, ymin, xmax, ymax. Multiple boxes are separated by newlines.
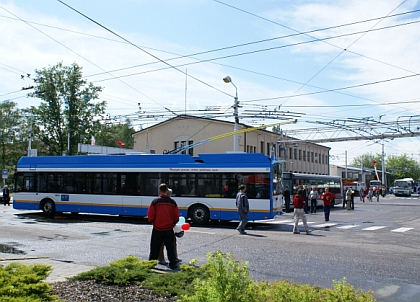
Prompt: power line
<box><xmin>90</xmin><ymin>20</ymin><xmax>420</xmax><ymax>84</ymax></box>
<box><xmin>246</xmin><ymin>73</ymin><xmax>420</xmax><ymax>102</ymax></box>
<box><xmin>57</xmin><ymin>0</ymin><xmax>232</xmax><ymax>98</ymax></box>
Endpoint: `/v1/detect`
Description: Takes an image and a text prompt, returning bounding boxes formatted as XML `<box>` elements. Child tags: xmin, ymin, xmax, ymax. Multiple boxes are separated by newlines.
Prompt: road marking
<box><xmin>336</xmin><ymin>225</ymin><xmax>359</xmax><ymax>229</ymax></box>
<box><xmin>287</xmin><ymin>221</ymin><xmax>316</xmax><ymax>226</ymax></box>
<box><xmin>261</xmin><ymin>219</ymin><xmax>294</xmax><ymax>224</ymax></box>
<box><xmin>362</xmin><ymin>226</ymin><xmax>386</xmax><ymax>231</ymax></box>
<box><xmin>188</xmin><ymin>230</ymin><xmax>216</xmax><ymax>235</ymax></box>
<box><xmin>312</xmin><ymin>223</ymin><xmax>337</xmax><ymax>227</ymax></box>
<box><xmin>391</xmin><ymin>227</ymin><xmax>413</xmax><ymax>233</ymax></box>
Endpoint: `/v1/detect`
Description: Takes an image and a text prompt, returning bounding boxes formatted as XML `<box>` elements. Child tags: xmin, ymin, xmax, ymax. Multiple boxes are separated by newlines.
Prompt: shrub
<box><xmin>0</xmin><ymin>262</ymin><xmax>60</xmax><ymax>302</ymax></box>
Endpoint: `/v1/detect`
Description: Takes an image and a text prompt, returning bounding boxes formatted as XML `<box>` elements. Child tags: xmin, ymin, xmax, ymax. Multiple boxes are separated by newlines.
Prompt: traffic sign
<box><xmin>2</xmin><ymin>169</ymin><xmax>8</xmax><ymax>179</ymax></box>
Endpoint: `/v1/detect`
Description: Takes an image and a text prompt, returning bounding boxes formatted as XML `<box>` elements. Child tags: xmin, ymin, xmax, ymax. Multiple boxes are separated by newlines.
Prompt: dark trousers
<box><xmin>285</xmin><ymin>199</ymin><xmax>290</xmax><ymax>213</ymax></box>
<box><xmin>323</xmin><ymin>205</ymin><xmax>331</xmax><ymax>221</ymax></box>
<box><xmin>149</xmin><ymin>228</ymin><xmax>177</xmax><ymax>268</ymax></box>
<box><xmin>304</xmin><ymin>199</ymin><xmax>309</xmax><ymax>213</ymax></box>
<box><xmin>3</xmin><ymin>196</ymin><xmax>10</xmax><ymax>205</ymax></box>
<box><xmin>310</xmin><ymin>199</ymin><xmax>317</xmax><ymax>213</ymax></box>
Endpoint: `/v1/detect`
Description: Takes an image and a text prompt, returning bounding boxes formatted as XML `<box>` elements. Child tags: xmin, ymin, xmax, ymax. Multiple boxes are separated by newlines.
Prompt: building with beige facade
<box><xmin>132</xmin><ymin>115</ymin><xmax>330</xmax><ymax>175</ymax></box>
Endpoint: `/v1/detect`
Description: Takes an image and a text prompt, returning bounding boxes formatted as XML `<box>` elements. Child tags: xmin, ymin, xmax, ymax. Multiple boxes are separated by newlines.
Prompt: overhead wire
<box><xmin>0</xmin><ymin>4</ymin><xmax>173</xmax><ymax>115</ymax></box>
<box><xmin>56</xmin><ymin>0</ymin><xmax>232</xmax><ymax>98</ymax></box>
<box><xmin>3</xmin><ymin>6</ymin><xmax>418</xmax><ymax>120</ymax></box>
<box><xmin>90</xmin><ymin>20</ymin><xmax>420</xmax><ymax>84</ymax></box>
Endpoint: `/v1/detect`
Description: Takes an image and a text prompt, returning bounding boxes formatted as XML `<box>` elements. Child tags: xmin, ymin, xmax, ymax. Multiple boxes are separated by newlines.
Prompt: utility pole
<box><xmin>382</xmin><ymin>143</ymin><xmax>386</xmax><ymax>187</ymax></box>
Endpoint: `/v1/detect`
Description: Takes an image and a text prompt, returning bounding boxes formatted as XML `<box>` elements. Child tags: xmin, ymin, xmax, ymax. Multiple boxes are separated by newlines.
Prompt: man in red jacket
<box><xmin>148</xmin><ymin>183</ymin><xmax>179</xmax><ymax>269</ymax></box>
<box><xmin>322</xmin><ymin>187</ymin><xmax>334</xmax><ymax>222</ymax></box>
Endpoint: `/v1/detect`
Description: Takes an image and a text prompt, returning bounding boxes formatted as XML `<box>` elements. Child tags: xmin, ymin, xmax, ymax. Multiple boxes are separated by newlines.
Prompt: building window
<box><xmin>267</xmin><ymin>143</ymin><xmax>270</xmax><ymax>155</ymax></box>
<box><xmin>303</xmin><ymin>150</ymin><xmax>306</xmax><ymax>161</ymax></box>
<box><xmin>289</xmin><ymin>148</ymin><xmax>292</xmax><ymax>160</ymax></box>
<box><xmin>311</xmin><ymin>152</ymin><xmax>314</xmax><ymax>162</ymax></box>
<box><xmin>254</xmin><ymin>146</ymin><xmax>256</xmax><ymax>153</ymax></box>
<box><xmin>174</xmin><ymin>140</ymin><xmax>194</xmax><ymax>155</ymax></box>
<box><xmin>299</xmin><ymin>150</ymin><xmax>302</xmax><ymax>160</ymax></box>
<box><xmin>315</xmin><ymin>153</ymin><xmax>318</xmax><ymax>163</ymax></box>
<box><xmin>319</xmin><ymin>153</ymin><xmax>321</xmax><ymax>164</ymax></box>
<box><xmin>261</xmin><ymin>141</ymin><xmax>264</xmax><ymax>154</ymax></box>
<box><xmin>294</xmin><ymin>148</ymin><xmax>297</xmax><ymax>160</ymax></box>
<box><xmin>188</xmin><ymin>140</ymin><xmax>193</xmax><ymax>156</ymax></box>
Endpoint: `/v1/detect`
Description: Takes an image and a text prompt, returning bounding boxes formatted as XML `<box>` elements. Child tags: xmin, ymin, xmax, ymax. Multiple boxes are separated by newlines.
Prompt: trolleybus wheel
<box><xmin>41</xmin><ymin>199</ymin><xmax>55</xmax><ymax>217</ymax></box>
<box><xmin>189</xmin><ymin>204</ymin><xmax>209</xmax><ymax>225</ymax></box>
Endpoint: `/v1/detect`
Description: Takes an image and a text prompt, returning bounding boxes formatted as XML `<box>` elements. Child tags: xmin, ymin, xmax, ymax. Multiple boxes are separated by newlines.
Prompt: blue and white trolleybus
<box><xmin>13</xmin><ymin>153</ymin><xmax>283</xmax><ymax>224</ymax></box>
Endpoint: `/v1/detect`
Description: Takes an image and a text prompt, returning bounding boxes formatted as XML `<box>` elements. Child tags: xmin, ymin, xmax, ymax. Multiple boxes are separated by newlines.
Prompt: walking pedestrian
<box><xmin>309</xmin><ymin>186</ymin><xmax>318</xmax><ymax>213</ymax></box>
<box><xmin>2</xmin><ymin>185</ymin><xmax>10</xmax><ymax>206</ymax></box>
<box><xmin>375</xmin><ymin>187</ymin><xmax>380</xmax><ymax>202</ymax></box>
<box><xmin>148</xmin><ymin>183</ymin><xmax>179</xmax><ymax>270</ymax></box>
<box><xmin>322</xmin><ymin>187</ymin><xmax>334</xmax><ymax>222</ymax></box>
<box><xmin>236</xmin><ymin>184</ymin><xmax>249</xmax><ymax>235</ymax></box>
<box><xmin>292</xmin><ymin>188</ymin><xmax>310</xmax><ymax>234</ymax></box>
<box><xmin>284</xmin><ymin>186</ymin><xmax>291</xmax><ymax>213</ymax></box>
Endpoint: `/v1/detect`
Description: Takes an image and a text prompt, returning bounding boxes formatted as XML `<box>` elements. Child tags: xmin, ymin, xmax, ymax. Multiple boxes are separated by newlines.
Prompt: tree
<box><xmin>93</xmin><ymin>118</ymin><xmax>135</xmax><ymax>149</ymax></box>
<box><xmin>0</xmin><ymin>101</ymin><xmax>27</xmax><ymax>185</ymax></box>
<box><xmin>351</xmin><ymin>152</ymin><xmax>383</xmax><ymax>170</ymax></box>
<box><xmin>28</xmin><ymin>62</ymin><xmax>105</xmax><ymax>155</ymax></box>
<box><xmin>386</xmin><ymin>154</ymin><xmax>420</xmax><ymax>181</ymax></box>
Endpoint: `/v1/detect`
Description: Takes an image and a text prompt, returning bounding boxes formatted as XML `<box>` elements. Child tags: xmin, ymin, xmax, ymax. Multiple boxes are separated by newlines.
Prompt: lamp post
<box><xmin>223</xmin><ymin>76</ymin><xmax>239</xmax><ymax>152</ymax></box>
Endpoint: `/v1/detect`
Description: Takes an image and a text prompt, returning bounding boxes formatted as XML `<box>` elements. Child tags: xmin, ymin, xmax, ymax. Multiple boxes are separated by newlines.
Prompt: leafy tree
<box><xmin>272</xmin><ymin>125</ymin><xmax>281</xmax><ymax>134</ymax></box>
<box><xmin>0</xmin><ymin>101</ymin><xmax>22</xmax><ymax>185</ymax></box>
<box><xmin>351</xmin><ymin>152</ymin><xmax>383</xmax><ymax>170</ymax></box>
<box><xmin>386</xmin><ymin>154</ymin><xmax>420</xmax><ymax>181</ymax></box>
<box><xmin>353</xmin><ymin>152</ymin><xmax>420</xmax><ymax>183</ymax></box>
<box><xmin>28</xmin><ymin>62</ymin><xmax>105</xmax><ymax>155</ymax></box>
<box><xmin>93</xmin><ymin>118</ymin><xmax>135</xmax><ymax>149</ymax></box>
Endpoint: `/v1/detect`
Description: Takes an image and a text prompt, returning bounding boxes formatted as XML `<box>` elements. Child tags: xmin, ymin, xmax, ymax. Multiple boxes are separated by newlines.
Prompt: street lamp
<box><xmin>223</xmin><ymin>76</ymin><xmax>239</xmax><ymax>152</ymax></box>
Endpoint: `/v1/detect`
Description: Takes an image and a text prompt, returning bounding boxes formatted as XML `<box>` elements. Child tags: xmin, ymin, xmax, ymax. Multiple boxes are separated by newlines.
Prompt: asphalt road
<box><xmin>1</xmin><ymin>194</ymin><xmax>420</xmax><ymax>302</ymax></box>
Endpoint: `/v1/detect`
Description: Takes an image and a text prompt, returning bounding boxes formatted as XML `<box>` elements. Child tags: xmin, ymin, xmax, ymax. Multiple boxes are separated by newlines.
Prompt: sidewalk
<box><xmin>0</xmin><ymin>254</ymin><xmax>95</xmax><ymax>283</ymax></box>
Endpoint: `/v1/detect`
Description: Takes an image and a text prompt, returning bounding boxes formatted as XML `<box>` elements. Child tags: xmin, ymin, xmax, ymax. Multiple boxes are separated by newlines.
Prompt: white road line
<box><xmin>312</xmin><ymin>223</ymin><xmax>337</xmax><ymax>227</ymax></box>
<box><xmin>391</xmin><ymin>227</ymin><xmax>413</xmax><ymax>233</ymax></box>
<box><xmin>188</xmin><ymin>230</ymin><xmax>216</xmax><ymax>235</ymax></box>
<box><xmin>262</xmin><ymin>219</ymin><xmax>294</xmax><ymax>224</ymax></box>
<box><xmin>287</xmin><ymin>222</ymin><xmax>316</xmax><ymax>226</ymax></box>
<box><xmin>336</xmin><ymin>225</ymin><xmax>359</xmax><ymax>229</ymax></box>
<box><xmin>362</xmin><ymin>226</ymin><xmax>386</xmax><ymax>231</ymax></box>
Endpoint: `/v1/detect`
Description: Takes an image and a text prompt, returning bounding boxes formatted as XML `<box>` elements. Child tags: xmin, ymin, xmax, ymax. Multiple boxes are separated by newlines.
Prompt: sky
<box><xmin>1</xmin><ymin>0</ymin><xmax>420</xmax><ymax>166</ymax></box>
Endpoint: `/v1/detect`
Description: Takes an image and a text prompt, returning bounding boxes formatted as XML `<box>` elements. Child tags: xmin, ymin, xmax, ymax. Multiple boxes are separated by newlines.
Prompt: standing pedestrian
<box><xmin>2</xmin><ymin>185</ymin><xmax>10</xmax><ymax>206</ymax></box>
<box><xmin>235</xmin><ymin>184</ymin><xmax>249</xmax><ymax>235</ymax></box>
<box><xmin>346</xmin><ymin>188</ymin><xmax>352</xmax><ymax>210</ymax></box>
<box><xmin>368</xmin><ymin>187</ymin><xmax>373</xmax><ymax>201</ymax></box>
<box><xmin>303</xmin><ymin>185</ymin><xmax>309</xmax><ymax>214</ymax></box>
<box><xmin>375</xmin><ymin>187</ymin><xmax>380</xmax><ymax>202</ymax></box>
<box><xmin>284</xmin><ymin>186</ymin><xmax>291</xmax><ymax>213</ymax></box>
<box><xmin>158</xmin><ymin>188</ymin><xmax>182</xmax><ymax>265</ymax></box>
<box><xmin>350</xmin><ymin>188</ymin><xmax>355</xmax><ymax>209</ymax></box>
<box><xmin>309</xmin><ymin>187</ymin><xmax>318</xmax><ymax>213</ymax></box>
<box><xmin>309</xmin><ymin>186</ymin><xmax>318</xmax><ymax>213</ymax></box>
<box><xmin>292</xmin><ymin>189</ymin><xmax>310</xmax><ymax>234</ymax></box>
<box><xmin>360</xmin><ymin>187</ymin><xmax>365</xmax><ymax>203</ymax></box>
<box><xmin>322</xmin><ymin>187</ymin><xmax>334</xmax><ymax>222</ymax></box>
<box><xmin>147</xmin><ymin>183</ymin><xmax>179</xmax><ymax>270</ymax></box>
